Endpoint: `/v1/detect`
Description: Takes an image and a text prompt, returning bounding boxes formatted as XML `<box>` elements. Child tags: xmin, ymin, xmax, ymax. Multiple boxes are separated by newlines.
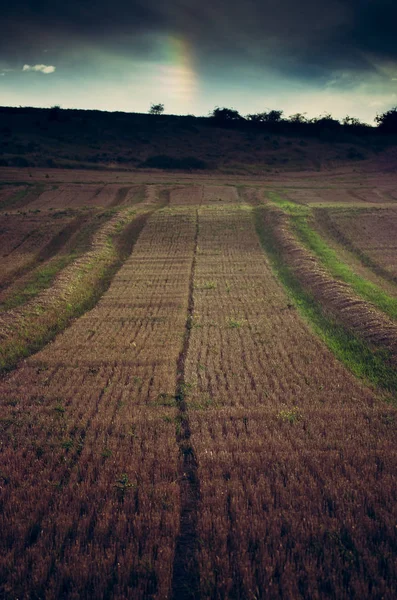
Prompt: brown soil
<box><xmin>313</xmin><ymin>208</ymin><xmax>397</xmax><ymax>299</ymax></box>
<box><xmin>25</xmin><ymin>184</ymin><xmax>103</xmax><ymax>209</ymax></box>
<box><xmin>0</xmin><ymin>185</ymin><xmax>27</xmax><ymax>205</ymax></box>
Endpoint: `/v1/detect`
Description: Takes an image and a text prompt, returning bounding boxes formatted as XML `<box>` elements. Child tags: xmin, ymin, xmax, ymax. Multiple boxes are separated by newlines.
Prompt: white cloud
<box><xmin>22</xmin><ymin>64</ymin><xmax>56</xmax><ymax>74</ymax></box>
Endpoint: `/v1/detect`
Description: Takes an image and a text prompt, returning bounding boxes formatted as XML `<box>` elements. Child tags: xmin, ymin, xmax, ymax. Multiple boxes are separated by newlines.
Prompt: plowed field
<box><xmin>1</xmin><ymin>169</ymin><xmax>397</xmax><ymax>599</ymax></box>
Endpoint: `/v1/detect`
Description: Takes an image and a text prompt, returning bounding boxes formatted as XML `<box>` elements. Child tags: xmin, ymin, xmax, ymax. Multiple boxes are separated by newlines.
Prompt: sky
<box><xmin>1</xmin><ymin>0</ymin><xmax>397</xmax><ymax>123</ymax></box>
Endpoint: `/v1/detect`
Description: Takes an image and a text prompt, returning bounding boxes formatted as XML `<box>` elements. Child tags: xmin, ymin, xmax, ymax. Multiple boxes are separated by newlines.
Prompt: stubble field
<box><xmin>1</xmin><ymin>167</ymin><xmax>397</xmax><ymax>599</ymax></box>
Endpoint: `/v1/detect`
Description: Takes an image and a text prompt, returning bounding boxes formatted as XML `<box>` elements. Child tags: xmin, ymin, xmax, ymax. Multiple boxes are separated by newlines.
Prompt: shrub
<box><xmin>246</xmin><ymin>110</ymin><xmax>283</xmax><ymax>124</ymax></box>
<box><xmin>375</xmin><ymin>107</ymin><xmax>397</xmax><ymax>133</ymax></box>
<box><xmin>210</xmin><ymin>107</ymin><xmax>244</xmax><ymax>124</ymax></box>
<box><xmin>149</xmin><ymin>103</ymin><xmax>165</xmax><ymax>116</ymax></box>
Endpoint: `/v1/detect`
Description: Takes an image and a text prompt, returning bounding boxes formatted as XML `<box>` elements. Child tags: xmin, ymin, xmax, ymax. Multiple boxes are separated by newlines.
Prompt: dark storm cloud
<box><xmin>2</xmin><ymin>0</ymin><xmax>397</xmax><ymax>79</ymax></box>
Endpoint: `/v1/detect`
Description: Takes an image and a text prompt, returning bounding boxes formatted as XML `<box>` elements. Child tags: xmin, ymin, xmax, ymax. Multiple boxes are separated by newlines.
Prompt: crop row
<box><xmin>314</xmin><ymin>206</ymin><xmax>397</xmax><ymax>284</ymax></box>
<box><xmin>184</xmin><ymin>205</ymin><xmax>397</xmax><ymax>598</ymax></box>
<box><xmin>258</xmin><ymin>203</ymin><xmax>397</xmax><ymax>381</ymax></box>
<box><xmin>2</xmin><ymin>187</ymin><xmax>397</xmax><ymax>598</ymax></box>
<box><xmin>0</xmin><ymin>205</ymin><xmax>154</xmax><ymax>373</ymax></box>
<box><xmin>0</xmin><ymin>208</ymin><xmax>198</xmax><ymax>598</ymax></box>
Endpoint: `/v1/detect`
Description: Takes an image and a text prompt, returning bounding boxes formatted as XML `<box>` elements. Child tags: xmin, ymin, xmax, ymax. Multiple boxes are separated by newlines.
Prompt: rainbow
<box><xmin>156</xmin><ymin>36</ymin><xmax>198</xmax><ymax>103</ymax></box>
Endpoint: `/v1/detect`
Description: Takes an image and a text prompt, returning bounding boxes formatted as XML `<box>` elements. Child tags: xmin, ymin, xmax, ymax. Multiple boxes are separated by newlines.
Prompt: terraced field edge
<box><xmin>268</xmin><ymin>191</ymin><xmax>397</xmax><ymax>321</ymax></box>
<box><xmin>0</xmin><ymin>210</ymin><xmax>151</xmax><ymax>375</ymax></box>
<box><xmin>0</xmin><ymin>211</ymin><xmax>116</xmax><ymax>311</ymax></box>
<box><xmin>254</xmin><ymin>205</ymin><xmax>397</xmax><ymax>398</ymax></box>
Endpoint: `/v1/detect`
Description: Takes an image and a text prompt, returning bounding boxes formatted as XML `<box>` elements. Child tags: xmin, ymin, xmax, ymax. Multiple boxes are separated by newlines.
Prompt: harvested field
<box><xmin>1</xmin><ymin>168</ymin><xmax>397</xmax><ymax>599</ymax></box>
<box><xmin>0</xmin><ymin>211</ymin><xmax>79</xmax><ymax>285</ymax></box>
<box><xmin>0</xmin><ymin>208</ymin><xmax>153</xmax><ymax>373</ymax></box>
<box><xmin>284</xmin><ymin>188</ymin><xmax>358</xmax><ymax>205</ymax></box>
<box><xmin>170</xmin><ymin>185</ymin><xmax>204</xmax><ymax>206</ymax></box>
<box><xmin>25</xmin><ymin>184</ymin><xmax>104</xmax><ymax>209</ymax></box>
<box><xmin>0</xmin><ymin>184</ymin><xmax>27</xmax><ymax>205</ymax></box>
<box><xmin>317</xmin><ymin>207</ymin><xmax>397</xmax><ymax>282</ymax></box>
<box><xmin>184</xmin><ymin>205</ymin><xmax>397</xmax><ymax>598</ymax></box>
<box><xmin>0</xmin><ymin>208</ymin><xmax>197</xmax><ymax>598</ymax></box>
<box><xmin>348</xmin><ymin>187</ymin><xmax>394</xmax><ymax>203</ymax></box>
<box><xmin>284</xmin><ymin>186</ymin><xmax>397</xmax><ymax>207</ymax></box>
<box><xmin>259</xmin><ymin>207</ymin><xmax>397</xmax><ymax>362</ymax></box>
<box><xmin>82</xmin><ymin>184</ymin><xmax>146</xmax><ymax>207</ymax></box>
<box><xmin>202</xmin><ymin>185</ymin><xmax>240</xmax><ymax>204</ymax></box>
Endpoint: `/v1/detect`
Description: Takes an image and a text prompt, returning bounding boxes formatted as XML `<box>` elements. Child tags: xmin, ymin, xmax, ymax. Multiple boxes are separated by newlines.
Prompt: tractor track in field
<box><xmin>171</xmin><ymin>208</ymin><xmax>201</xmax><ymax>600</ymax></box>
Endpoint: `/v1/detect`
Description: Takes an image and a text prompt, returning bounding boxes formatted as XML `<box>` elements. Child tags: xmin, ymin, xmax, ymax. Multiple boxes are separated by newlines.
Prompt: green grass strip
<box><xmin>0</xmin><ymin>210</ymin><xmax>121</xmax><ymax>312</ymax></box>
<box><xmin>267</xmin><ymin>191</ymin><xmax>310</xmax><ymax>216</ymax></box>
<box><xmin>254</xmin><ymin>206</ymin><xmax>397</xmax><ymax>397</ymax></box>
<box><xmin>0</xmin><ymin>257</ymin><xmax>119</xmax><ymax>375</ymax></box>
<box><xmin>0</xmin><ymin>210</ymin><xmax>148</xmax><ymax>375</ymax></box>
<box><xmin>0</xmin><ymin>255</ymin><xmax>77</xmax><ymax>311</ymax></box>
<box><xmin>268</xmin><ymin>191</ymin><xmax>397</xmax><ymax>322</ymax></box>
<box><xmin>1</xmin><ymin>184</ymin><xmax>45</xmax><ymax>210</ymax></box>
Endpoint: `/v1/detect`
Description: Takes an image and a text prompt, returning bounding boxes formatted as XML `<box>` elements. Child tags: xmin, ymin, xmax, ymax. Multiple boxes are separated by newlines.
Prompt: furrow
<box><xmin>171</xmin><ymin>209</ymin><xmax>201</xmax><ymax>600</ymax></box>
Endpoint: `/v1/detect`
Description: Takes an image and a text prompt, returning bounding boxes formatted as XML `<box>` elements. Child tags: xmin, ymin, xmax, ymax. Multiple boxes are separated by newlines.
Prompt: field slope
<box><xmin>1</xmin><ymin>170</ymin><xmax>397</xmax><ymax>599</ymax></box>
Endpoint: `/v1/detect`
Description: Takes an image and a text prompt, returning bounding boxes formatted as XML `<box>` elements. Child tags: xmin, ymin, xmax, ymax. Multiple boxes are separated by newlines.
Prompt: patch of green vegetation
<box><xmin>0</xmin><ymin>255</ymin><xmax>75</xmax><ymax>311</ymax></box>
<box><xmin>1</xmin><ymin>209</ymin><xmax>128</xmax><ymax>313</ymax></box>
<box><xmin>278</xmin><ymin>407</ymin><xmax>302</xmax><ymax>424</ymax></box>
<box><xmin>294</xmin><ymin>217</ymin><xmax>397</xmax><ymax>321</ymax></box>
<box><xmin>196</xmin><ymin>280</ymin><xmax>217</xmax><ymax>290</ymax></box>
<box><xmin>4</xmin><ymin>184</ymin><xmax>45</xmax><ymax>210</ymax></box>
<box><xmin>227</xmin><ymin>317</ymin><xmax>245</xmax><ymax>329</ymax></box>
<box><xmin>254</xmin><ymin>206</ymin><xmax>397</xmax><ymax>397</ymax></box>
<box><xmin>0</xmin><ymin>211</ymin><xmax>149</xmax><ymax>375</ymax></box>
<box><xmin>114</xmin><ymin>473</ymin><xmax>135</xmax><ymax>502</ymax></box>
<box><xmin>269</xmin><ymin>192</ymin><xmax>397</xmax><ymax>322</ymax></box>
<box><xmin>154</xmin><ymin>393</ymin><xmax>177</xmax><ymax>407</ymax></box>
<box><xmin>267</xmin><ymin>191</ymin><xmax>309</xmax><ymax>216</ymax></box>
<box><xmin>188</xmin><ymin>395</ymin><xmax>215</xmax><ymax>410</ymax></box>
